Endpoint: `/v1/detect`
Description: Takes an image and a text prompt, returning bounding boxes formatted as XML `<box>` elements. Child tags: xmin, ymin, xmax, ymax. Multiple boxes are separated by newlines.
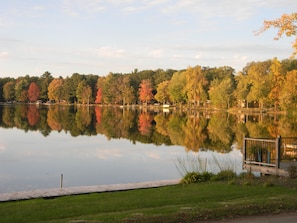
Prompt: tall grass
<box><xmin>175</xmin><ymin>153</ymin><xmax>238</xmax><ymax>176</ymax></box>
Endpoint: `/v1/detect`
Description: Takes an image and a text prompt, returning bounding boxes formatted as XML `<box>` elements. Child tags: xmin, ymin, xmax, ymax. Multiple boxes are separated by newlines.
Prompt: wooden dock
<box><xmin>0</xmin><ymin>179</ymin><xmax>180</xmax><ymax>202</ymax></box>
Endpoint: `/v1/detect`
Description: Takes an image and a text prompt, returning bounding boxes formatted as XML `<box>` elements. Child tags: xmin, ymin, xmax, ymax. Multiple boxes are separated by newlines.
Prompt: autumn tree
<box><xmin>76</xmin><ymin>80</ymin><xmax>92</xmax><ymax>104</ymax></box>
<box><xmin>48</xmin><ymin>78</ymin><xmax>64</xmax><ymax>102</ymax></box>
<box><xmin>3</xmin><ymin>81</ymin><xmax>15</xmax><ymax>101</ymax></box>
<box><xmin>233</xmin><ymin>73</ymin><xmax>251</xmax><ymax>108</ymax></box>
<box><xmin>168</xmin><ymin>71</ymin><xmax>187</xmax><ymax>104</ymax></box>
<box><xmin>245</xmin><ymin>61</ymin><xmax>272</xmax><ymax>109</ymax></box>
<box><xmin>280</xmin><ymin>70</ymin><xmax>297</xmax><ymax>108</ymax></box>
<box><xmin>138</xmin><ymin>79</ymin><xmax>154</xmax><ymax>104</ymax></box>
<box><xmin>209</xmin><ymin>78</ymin><xmax>234</xmax><ymax>109</ymax></box>
<box><xmin>155</xmin><ymin>80</ymin><xmax>170</xmax><ymax>104</ymax></box>
<box><xmin>15</xmin><ymin>77</ymin><xmax>29</xmax><ymax>102</ymax></box>
<box><xmin>95</xmin><ymin>88</ymin><xmax>103</xmax><ymax>104</ymax></box>
<box><xmin>184</xmin><ymin>66</ymin><xmax>208</xmax><ymax>107</ymax></box>
<box><xmin>268</xmin><ymin>57</ymin><xmax>285</xmax><ymax>111</ymax></box>
<box><xmin>256</xmin><ymin>13</ymin><xmax>297</xmax><ymax>58</ymax></box>
<box><xmin>120</xmin><ymin>75</ymin><xmax>135</xmax><ymax>105</ymax></box>
<box><xmin>28</xmin><ymin>82</ymin><xmax>40</xmax><ymax>102</ymax></box>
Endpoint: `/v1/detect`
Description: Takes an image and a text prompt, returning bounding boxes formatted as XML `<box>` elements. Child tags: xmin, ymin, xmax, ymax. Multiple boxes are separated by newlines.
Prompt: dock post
<box><xmin>60</xmin><ymin>174</ymin><xmax>63</xmax><ymax>188</ymax></box>
<box><xmin>276</xmin><ymin>136</ymin><xmax>281</xmax><ymax>168</ymax></box>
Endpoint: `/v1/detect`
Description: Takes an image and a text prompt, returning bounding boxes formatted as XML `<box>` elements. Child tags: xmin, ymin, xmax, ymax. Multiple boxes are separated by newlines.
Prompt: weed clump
<box><xmin>288</xmin><ymin>165</ymin><xmax>297</xmax><ymax>179</ymax></box>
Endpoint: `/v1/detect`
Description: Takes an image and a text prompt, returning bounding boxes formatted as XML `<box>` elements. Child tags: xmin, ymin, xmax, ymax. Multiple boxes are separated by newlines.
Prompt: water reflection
<box><xmin>1</xmin><ymin>104</ymin><xmax>297</xmax><ymax>151</ymax></box>
<box><xmin>1</xmin><ymin>104</ymin><xmax>297</xmax><ymax>192</ymax></box>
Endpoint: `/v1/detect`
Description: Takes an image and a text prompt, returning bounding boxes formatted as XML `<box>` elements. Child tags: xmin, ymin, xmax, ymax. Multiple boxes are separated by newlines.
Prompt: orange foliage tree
<box><xmin>95</xmin><ymin>88</ymin><xmax>103</xmax><ymax>104</ymax></box>
<box><xmin>28</xmin><ymin>82</ymin><xmax>40</xmax><ymax>102</ymax></box>
<box><xmin>138</xmin><ymin>79</ymin><xmax>154</xmax><ymax>104</ymax></box>
<box><xmin>256</xmin><ymin>13</ymin><xmax>297</xmax><ymax>58</ymax></box>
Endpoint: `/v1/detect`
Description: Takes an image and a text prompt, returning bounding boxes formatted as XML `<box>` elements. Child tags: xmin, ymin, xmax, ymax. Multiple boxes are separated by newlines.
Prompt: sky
<box><xmin>0</xmin><ymin>0</ymin><xmax>296</xmax><ymax>78</ymax></box>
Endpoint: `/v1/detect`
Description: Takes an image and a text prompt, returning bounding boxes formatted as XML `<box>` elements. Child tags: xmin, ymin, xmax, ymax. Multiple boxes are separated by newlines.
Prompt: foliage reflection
<box><xmin>1</xmin><ymin>104</ymin><xmax>297</xmax><ymax>153</ymax></box>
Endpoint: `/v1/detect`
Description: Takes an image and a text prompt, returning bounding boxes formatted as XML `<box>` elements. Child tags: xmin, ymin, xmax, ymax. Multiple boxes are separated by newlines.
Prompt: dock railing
<box><xmin>243</xmin><ymin>136</ymin><xmax>297</xmax><ymax>176</ymax></box>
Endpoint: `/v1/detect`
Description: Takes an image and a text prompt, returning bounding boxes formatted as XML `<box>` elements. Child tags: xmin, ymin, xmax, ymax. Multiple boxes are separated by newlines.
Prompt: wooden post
<box><xmin>276</xmin><ymin>136</ymin><xmax>281</xmax><ymax>168</ymax></box>
<box><xmin>60</xmin><ymin>174</ymin><xmax>63</xmax><ymax>188</ymax></box>
<box><xmin>243</xmin><ymin>135</ymin><xmax>246</xmax><ymax>167</ymax></box>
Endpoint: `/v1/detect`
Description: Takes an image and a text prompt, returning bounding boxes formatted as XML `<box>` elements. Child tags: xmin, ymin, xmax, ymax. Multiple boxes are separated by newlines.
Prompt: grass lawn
<box><xmin>1</xmin><ymin>177</ymin><xmax>297</xmax><ymax>223</ymax></box>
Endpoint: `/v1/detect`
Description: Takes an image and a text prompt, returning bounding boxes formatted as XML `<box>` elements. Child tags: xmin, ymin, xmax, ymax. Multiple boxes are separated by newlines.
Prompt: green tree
<box><xmin>245</xmin><ymin>61</ymin><xmax>271</xmax><ymax>109</ymax></box>
<box><xmin>15</xmin><ymin>77</ymin><xmax>29</xmax><ymax>102</ymax></box>
<box><xmin>209</xmin><ymin>78</ymin><xmax>234</xmax><ymax>109</ymax></box>
<box><xmin>184</xmin><ymin>66</ymin><xmax>208</xmax><ymax>107</ymax></box>
<box><xmin>120</xmin><ymin>75</ymin><xmax>135</xmax><ymax>105</ymax></box>
<box><xmin>76</xmin><ymin>80</ymin><xmax>92</xmax><ymax>104</ymax></box>
<box><xmin>155</xmin><ymin>80</ymin><xmax>170</xmax><ymax>104</ymax></box>
<box><xmin>280</xmin><ymin>70</ymin><xmax>297</xmax><ymax>108</ymax></box>
<box><xmin>168</xmin><ymin>71</ymin><xmax>187</xmax><ymax>104</ymax></box>
<box><xmin>63</xmin><ymin>73</ymin><xmax>83</xmax><ymax>103</ymax></box>
<box><xmin>39</xmin><ymin>71</ymin><xmax>53</xmax><ymax>102</ymax></box>
<box><xmin>233</xmin><ymin>72</ymin><xmax>251</xmax><ymax>108</ymax></box>
<box><xmin>268</xmin><ymin>57</ymin><xmax>285</xmax><ymax>111</ymax></box>
<box><xmin>3</xmin><ymin>81</ymin><xmax>15</xmax><ymax>102</ymax></box>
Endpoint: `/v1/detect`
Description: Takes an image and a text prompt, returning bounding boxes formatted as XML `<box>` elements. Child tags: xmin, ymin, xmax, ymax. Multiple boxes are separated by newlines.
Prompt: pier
<box><xmin>243</xmin><ymin>136</ymin><xmax>297</xmax><ymax>176</ymax></box>
<box><xmin>0</xmin><ymin>179</ymin><xmax>180</xmax><ymax>202</ymax></box>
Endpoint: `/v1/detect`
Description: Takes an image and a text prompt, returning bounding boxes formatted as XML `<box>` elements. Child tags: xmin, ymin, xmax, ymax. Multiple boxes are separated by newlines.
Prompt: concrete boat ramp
<box><xmin>0</xmin><ymin>179</ymin><xmax>180</xmax><ymax>202</ymax></box>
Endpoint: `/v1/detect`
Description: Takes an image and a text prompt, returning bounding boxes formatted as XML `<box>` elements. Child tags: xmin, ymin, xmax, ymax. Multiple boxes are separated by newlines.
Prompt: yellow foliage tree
<box><xmin>256</xmin><ymin>13</ymin><xmax>297</xmax><ymax>58</ymax></box>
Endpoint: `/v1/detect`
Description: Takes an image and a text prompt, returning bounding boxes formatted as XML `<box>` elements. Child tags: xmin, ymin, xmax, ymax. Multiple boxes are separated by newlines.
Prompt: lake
<box><xmin>2</xmin><ymin>104</ymin><xmax>294</xmax><ymax>193</ymax></box>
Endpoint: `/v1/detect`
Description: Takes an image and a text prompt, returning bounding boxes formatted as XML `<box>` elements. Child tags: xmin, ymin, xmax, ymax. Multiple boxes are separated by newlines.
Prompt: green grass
<box><xmin>1</xmin><ymin>179</ymin><xmax>297</xmax><ymax>223</ymax></box>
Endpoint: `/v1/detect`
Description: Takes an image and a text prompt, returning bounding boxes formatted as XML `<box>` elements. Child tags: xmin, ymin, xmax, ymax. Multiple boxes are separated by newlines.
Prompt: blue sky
<box><xmin>0</xmin><ymin>0</ymin><xmax>296</xmax><ymax>78</ymax></box>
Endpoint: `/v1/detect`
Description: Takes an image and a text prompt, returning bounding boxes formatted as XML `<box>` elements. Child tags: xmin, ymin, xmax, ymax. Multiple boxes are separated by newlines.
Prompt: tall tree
<box><xmin>27</xmin><ymin>82</ymin><xmax>40</xmax><ymax>102</ymax></box>
<box><xmin>184</xmin><ymin>66</ymin><xmax>208</xmax><ymax>107</ymax></box>
<box><xmin>268</xmin><ymin>57</ymin><xmax>285</xmax><ymax>111</ymax></box>
<box><xmin>209</xmin><ymin>78</ymin><xmax>234</xmax><ymax>109</ymax></box>
<box><xmin>14</xmin><ymin>77</ymin><xmax>29</xmax><ymax>102</ymax></box>
<box><xmin>245</xmin><ymin>61</ymin><xmax>271</xmax><ymax>109</ymax></box>
<box><xmin>120</xmin><ymin>75</ymin><xmax>135</xmax><ymax>105</ymax></box>
<box><xmin>155</xmin><ymin>80</ymin><xmax>170</xmax><ymax>104</ymax></box>
<box><xmin>168</xmin><ymin>71</ymin><xmax>187</xmax><ymax>104</ymax></box>
<box><xmin>280</xmin><ymin>70</ymin><xmax>297</xmax><ymax>108</ymax></box>
<box><xmin>138</xmin><ymin>79</ymin><xmax>154</xmax><ymax>104</ymax></box>
<box><xmin>48</xmin><ymin>78</ymin><xmax>64</xmax><ymax>102</ymax></box>
<box><xmin>39</xmin><ymin>71</ymin><xmax>53</xmax><ymax>102</ymax></box>
<box><xmin>256</xmin><ymin>13</ymin><xmax>297</xmax><ymax>58</ymax></box>
<box><xmin>63</xmin><ymin>73</ymin><xmax>82</xmax><ymax>103</ymax></box>
<box><xmin>95</xmin><ymin>88</ymin><xmax>103</xmax><ymax>104</ymax></box>
<box><xmin>76</xmin><ymin>80</ymin><xmax>92</xmax><ymax>104</ymax></box>
<box><xmin>3</xmin><ymin>81</ymin><xmax>15</xmax><ymax>102</ymax></box>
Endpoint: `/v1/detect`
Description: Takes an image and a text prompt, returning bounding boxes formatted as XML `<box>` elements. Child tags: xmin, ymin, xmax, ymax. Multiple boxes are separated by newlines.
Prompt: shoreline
<box><xmin>0</xmin><ymin>179</ymin><xmax>180</xmax><ymax>202</ymax></box>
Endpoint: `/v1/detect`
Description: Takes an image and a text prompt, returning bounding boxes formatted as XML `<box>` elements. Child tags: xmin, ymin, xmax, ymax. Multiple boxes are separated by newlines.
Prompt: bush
<box><xmin>288</xmin><ymin>165</ymin><xmax>297</xmax><ymax>179</ymax></box>
<box><xmin>212</xmin><ymin>170</ymin><xmax>237</xmax><ymax>181</ymax></box>
<box><xmin>180</xmin><ymin>171</ymin><xmax>213</xmax><ymax>184</ymax></box>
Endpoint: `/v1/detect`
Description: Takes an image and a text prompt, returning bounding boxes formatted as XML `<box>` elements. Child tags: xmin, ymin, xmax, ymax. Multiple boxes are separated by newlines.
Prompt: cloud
<box><xmin>0</xmin><ymin>51</ymin><xmax>8</xmax><ymax>59</ymax></box>
<box><xmin>0</xmin><ymin>144</ymin><xmax>6</xmax><ymax>151</ymax></box>
<box><xmin>148</xmin><ymin>49</ymin><xmax>163</xmax><ymax>58</ymax></box>
<box><xmin>96</xmin><ymin>46</ymin><xmax>125</xmax><ymax>58</ymax></box>
<box><xmin>95</xmin><ymin>148</ymin><xmax>123</xmax><ymax>159</ymax></box>
<box><xmin>62</xmin><ymin>0</ymin><xmax>106</xmax><ymax>16</ymax></box>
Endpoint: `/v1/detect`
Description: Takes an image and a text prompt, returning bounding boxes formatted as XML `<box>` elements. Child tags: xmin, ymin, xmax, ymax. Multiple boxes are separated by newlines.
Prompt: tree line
<box><xmin>0</xmin><ymin>58</ymin><xmax>297</xmax><ymax>110</ymax></box>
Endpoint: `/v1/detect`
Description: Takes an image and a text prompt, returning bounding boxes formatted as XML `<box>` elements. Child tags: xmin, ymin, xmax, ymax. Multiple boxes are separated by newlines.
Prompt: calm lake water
<box><xmin>4</xmin><ymin>104</ymin><xmax>293</xmax><ymax>193</ymax></box>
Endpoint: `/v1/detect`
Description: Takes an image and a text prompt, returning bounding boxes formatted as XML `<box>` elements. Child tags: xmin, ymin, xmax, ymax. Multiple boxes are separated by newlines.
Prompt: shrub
<box><xmin>180</xmin><ymin>171</ymin><xmax>213</xmax><ymax>184</ymax></box>
<box><xmin>212</xmin><ymin>170</ymin><xmax>237</xmax><ymax>181</ymax></box>
<box><xmin>288</xmin><ymin>165</ymin><xmax>297</xmax><ymax>179</ymax></box>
